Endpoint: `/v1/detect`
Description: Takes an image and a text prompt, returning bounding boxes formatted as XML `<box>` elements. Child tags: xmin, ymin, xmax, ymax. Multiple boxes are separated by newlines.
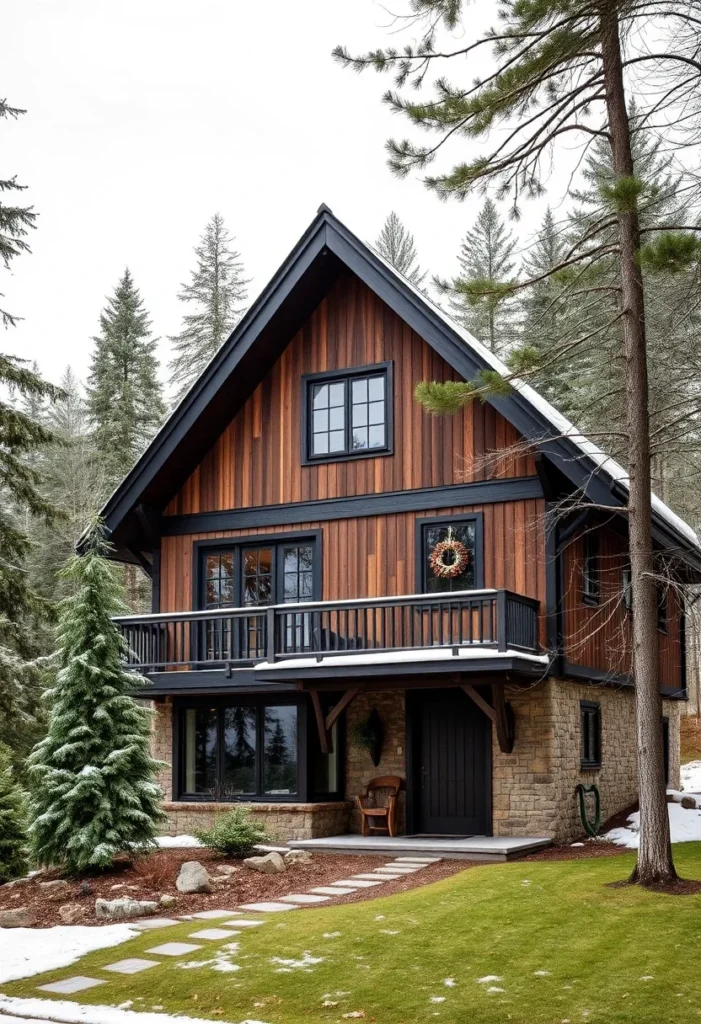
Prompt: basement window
<box><xmin>580</xmin><ymin>701</ymin><xmax>601</xmax><ymax>769</ymax></box>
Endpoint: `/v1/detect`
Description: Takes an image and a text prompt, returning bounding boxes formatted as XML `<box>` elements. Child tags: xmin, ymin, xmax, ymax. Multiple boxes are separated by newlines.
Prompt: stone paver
<box><xmin>38</xmin><ymin>977</ymin><xmax>105</xmax><ymax>994</ymax></box>
<box><xmin>354</xmin><ymin>872</ymin><xmax>402</xmax><ymax>881</ymax></box>
<box><xmin>339</xmin><ymin>878</ymin><xmax>384</xmax><ymax>887</ymax></box>
<box><xmin>131</xmin><ymin>917</ymin><xmax>180</xmax><ymax>930</ymax></box>
<box><xmin>145</xmin><ymin>942</ymin><xmax>203</xmax><ymax>956</ymax></box>
<box><xmin>221</xmin><ymin>918</ymin><xmax>265</xmax><ymax>927</ymax></box>
<box><xmin>189</xmin><ymin>909</ymin><xmax>240</xmax><ymax>919</ymax></box>
<box><xmin>102</xmin><ymin>958</ymin><xmax>160</xmax><ymax>975</ymax></box>
<box><xmin>239</xmin><ymin>901</ymin><xmax>299</xmax><ymax>912</ymax></box>
<box><xmin>394</xmin><ymin>856</ymin><xmax>441</xmax><ymax>863</ymax></box>
<box><xmin>375</xmin><ymin>864</ymin><xmax>420</xmax><ymax>873</ymax></box>
<box><xmin>188</xmin><ymin>928</ymin><xmax>240</xmax><ymax>940</ymax></box>
<box><xmin>309</xmin><ymin>885</ymin><xmax>357</xmax><ymax>896</ymax></box>
<box><xmin>279</xmin><ymin>893</ymin><xmax>330</xmax><ymax>904</ymax></box>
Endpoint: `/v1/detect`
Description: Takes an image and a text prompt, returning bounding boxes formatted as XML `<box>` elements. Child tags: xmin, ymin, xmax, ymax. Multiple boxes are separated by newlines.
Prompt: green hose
<box><xmin>576</xmin><ymin>783</ymin><xmax>601</xmax><ymax>837</ymax></box>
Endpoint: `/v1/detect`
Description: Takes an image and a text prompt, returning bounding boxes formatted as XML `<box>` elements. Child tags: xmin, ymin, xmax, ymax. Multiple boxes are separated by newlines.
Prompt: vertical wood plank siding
<box><xmin>561</xmin><ymin>525</ymin><xmax>683</xmax><ymax>691</ymax></box>
<box><xmin>164</xmin><ymin>273</ymin><xmax>535</xmax><ymax>517</ymax></box>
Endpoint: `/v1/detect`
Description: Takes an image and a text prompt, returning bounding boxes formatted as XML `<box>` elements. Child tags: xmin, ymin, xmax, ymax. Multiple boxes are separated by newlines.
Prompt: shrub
<box><xmin>194</xmin><ymin>806</ymin><xmax>272</xmax><ymax>858</ymax></box>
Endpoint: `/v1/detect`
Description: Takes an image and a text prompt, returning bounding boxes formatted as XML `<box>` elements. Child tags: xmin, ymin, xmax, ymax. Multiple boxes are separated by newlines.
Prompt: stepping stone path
<box><xmin>33</xmin><ymin>858</ymin><xmax>441</xmax><ymax>995</ymax></box>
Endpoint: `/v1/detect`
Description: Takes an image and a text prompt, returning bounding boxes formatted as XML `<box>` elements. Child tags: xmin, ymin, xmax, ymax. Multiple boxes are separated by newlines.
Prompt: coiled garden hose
<box><xmin>576</xmin><ymin>783</ymin><xmax>601</xmax><ymax>837</ymax></box>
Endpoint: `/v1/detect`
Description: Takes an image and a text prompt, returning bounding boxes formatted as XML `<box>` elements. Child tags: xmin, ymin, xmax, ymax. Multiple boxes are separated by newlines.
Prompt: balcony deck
<box><xmin>115</xmin><ymin>589</ymin><xmax>543</xmax><ymax>680</ymax></box>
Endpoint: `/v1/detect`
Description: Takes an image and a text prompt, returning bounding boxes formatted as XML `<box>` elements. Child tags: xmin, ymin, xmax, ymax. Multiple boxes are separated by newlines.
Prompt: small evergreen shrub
<box><xmin>194</xmin><ymin>806</ymin><xmax>271</xmax><ymax>858</ymax></box>
<box><xmin>0</xmin><ymin>744</ymin><xmax>29</xmax><ymax>883</ymax></box>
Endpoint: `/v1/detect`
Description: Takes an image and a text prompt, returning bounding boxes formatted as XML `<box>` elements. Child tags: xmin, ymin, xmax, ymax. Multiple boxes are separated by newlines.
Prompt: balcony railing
<box><xmin>114</xmin><ymin>589</ymin><xmax>540</xmax><ymax>673</ymax></box>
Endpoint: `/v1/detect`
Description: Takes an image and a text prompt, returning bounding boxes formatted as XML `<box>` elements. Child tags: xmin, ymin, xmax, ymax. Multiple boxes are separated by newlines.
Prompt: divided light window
<box><xmin>303</xmin><ymin>363</ymin><xmax>392</xmax><ymax>463</ymax></box>
<box><xmin>580</xmin><ymin>701</ymin><xmax>601</xmax><ymax>769</ymax></box>
<box><xmin>582</xmin><ymin>531</ymin><xmax>600</xmax><ymax>605</ymax></box>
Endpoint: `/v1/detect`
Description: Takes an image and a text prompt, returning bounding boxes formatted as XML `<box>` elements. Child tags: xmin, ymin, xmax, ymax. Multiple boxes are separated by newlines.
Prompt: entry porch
<box><xmin>286</xmin><ymin>832</ymin><xmax>551</xmax><ymax>862</ymax></box>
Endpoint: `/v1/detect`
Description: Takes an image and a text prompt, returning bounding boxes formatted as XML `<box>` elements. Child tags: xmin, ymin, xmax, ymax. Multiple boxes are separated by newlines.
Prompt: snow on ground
<box><xmin>605</xmin><ymin>798</ymin><xmax>701</xmax><ymax>848</ymax></box>
<box><xmin>154</xmin><ymin>835</ymin><xmax>202</xmax><ymax>848</ymax></box>
<box><xmin>0</xmin><ymin>925</ymin><xmax>138</xmax><ymax>984</ymax></box>
<box><xmin>0</xmin><ymin>995</ymin><xmax>270</xmax><ymax>1024</ymax></box>
<box><xmin>681</xmin><ymin>760</ymin><xmax>701</xmax><ymax>793</ymax></box>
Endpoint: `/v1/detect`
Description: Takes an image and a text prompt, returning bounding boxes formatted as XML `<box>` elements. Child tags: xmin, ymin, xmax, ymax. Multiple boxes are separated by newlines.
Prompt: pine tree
<box><xmin>374</xmin><ymin>211</ymin><xmax>426</xmax><ymax>286</ymax></box>
<box><xmin>0</xmin><ymin>743</ymin><xmax>28</xmax><ymax>883</ymax></box>
<box><xmin>1</xmin><ymin>99</ymin><xmax>60</xmax><ymax>765</ymax></box>
<box><xmin>87</xmin><ymin>269</ymin><xmax>165</xmax><ymax>483</ymax></box>
<box><xmin>444</xmin><ymin>199</ymin><xmax>519</xmax><ymax>354</ymax></box>
<box><xmin>169</xmin><ymin>214</ymin><xmax>249</xmax><ymax>402</ymax></box>
<box><xmin>28</xmin><ymin>523</ymin><xmax>165</xmax><ymax>874</ymax></box>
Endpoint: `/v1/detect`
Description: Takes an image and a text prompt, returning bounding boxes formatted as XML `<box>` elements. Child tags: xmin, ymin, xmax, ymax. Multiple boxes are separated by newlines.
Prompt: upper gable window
<box><xmin>302</xmin><ymin>362</ymin><xmax>393</xmax><ymax>464</ymax></box>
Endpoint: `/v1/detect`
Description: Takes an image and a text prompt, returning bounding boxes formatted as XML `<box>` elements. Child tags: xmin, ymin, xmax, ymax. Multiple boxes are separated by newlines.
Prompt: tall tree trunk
<box><xmin>600</xmin><ymin>7</ymin><xmax>676</xmax><ymax>885</ymax></box>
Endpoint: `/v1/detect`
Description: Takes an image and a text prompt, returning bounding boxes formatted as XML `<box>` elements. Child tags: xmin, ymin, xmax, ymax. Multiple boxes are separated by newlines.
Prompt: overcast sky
<box><xmin>5</xmin><ymin>0</ymin><xmax>560</xmax><ymax>392</ymax></box>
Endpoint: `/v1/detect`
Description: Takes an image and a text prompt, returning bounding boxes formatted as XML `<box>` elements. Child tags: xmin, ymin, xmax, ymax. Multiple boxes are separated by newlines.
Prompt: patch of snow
<box><xmin>429</xmin><ymin>996</ymin><xmax>446</xmax><ymax>1003</ymax></box>
<box><xmin>270</xmin><ymin>952</ymin><xmax>324</xmax><ymax>972</ymax></box>
<box><xmin>0</xmin><ymin>925</ymin><xmax>138</xmax><ymax>984</ymax></box>
<box><xmin>640</xmin><ymin>976</ymin><xmax>654</xmax><ymax>981</ymax></box>
<box><xmin>534</xmin><ymin>970</ymin><xmax>551</xmax><ymax>977</ymax></box>
<box><xmin>605</xmin><ymin>800</ymin><xmax>701</xmax><ymax>848</ymax></box>
<box><xmin>379</xmin><ymin>929</ymin><xmax>400</xmax><ymax>935</ymax></box>
<box><xmin>487</xmin><ymin>987</ymin><xmax>506</xmax><ymax>994</ymax></box>
<box><xmin>681</xmin><ymin>761</ymin><xmax>701</xmax><ymax>793</ymax></box>
<box><xmin>443</xmin><ymin>978</ymin><xmax>457</xmax><ymax>987</ymax></box>
<box><xmin>570</xmin><ymin>843</ymin><xmax>584</xmax><ymax>848</ymax></box>
<box><xmin>477</xmin><ymin>976</ymin><xmax>504</xmax><ymax>984</ymax></box>
<box><xmin>257</xmin><ymin>645</ymin><xmax>549</xmax><ymax>672</ymax></box>
<box><xmin>323</xmin><ymin>931</ymin><xmax>342</xmax><ymax>938</ymax></box>
<box><xmin>0</xmin><ymin>996</ymin><xmax>269</xmax><ymax>1024</ymax></box>
<box><xmin>154</xmin><ymin>835</ymin><xmax>203</xmax><ymax>848</ymax></box>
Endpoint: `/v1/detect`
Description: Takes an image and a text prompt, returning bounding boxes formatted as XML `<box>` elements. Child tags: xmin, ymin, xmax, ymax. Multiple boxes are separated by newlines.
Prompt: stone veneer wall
<box><xmin>345</xmin><ymin>689</ymin><xmax>407</xmax><ymax>833</ymax></box>
<box><xmin>492</xmin><ymin>678</ymin><xmax>681</xmax><ymax>843</ymax></box>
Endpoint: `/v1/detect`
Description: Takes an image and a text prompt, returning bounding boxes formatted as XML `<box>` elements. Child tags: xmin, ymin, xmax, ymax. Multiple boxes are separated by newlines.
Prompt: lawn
<box><xmin>5</xmin><ymin>845</ymin><xmax>701</xmax><ymax>1024</ymax></box>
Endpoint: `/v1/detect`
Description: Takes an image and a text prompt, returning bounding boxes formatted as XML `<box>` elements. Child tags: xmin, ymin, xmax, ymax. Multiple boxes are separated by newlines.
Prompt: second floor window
<box><xmin>582</xmin><ymin>531</ymin><xmax>600</xmax><ymax>605</ymax></box>
<box><xmin>303</xmin><ymin>363</ymin><xmax>392</xmax><ymax>462</ymax></box>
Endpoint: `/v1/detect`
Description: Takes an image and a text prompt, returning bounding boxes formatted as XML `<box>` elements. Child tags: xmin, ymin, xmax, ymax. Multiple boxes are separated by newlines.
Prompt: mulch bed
<box><xmin>0</xmin><ymin>848</ymin><xmax>466</xmax><ymax>928</ymax></box>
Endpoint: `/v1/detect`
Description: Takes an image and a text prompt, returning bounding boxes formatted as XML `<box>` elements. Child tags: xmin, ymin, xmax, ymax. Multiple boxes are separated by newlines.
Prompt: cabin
<box><xmin>94</xmin><ymin>205</ymin><xmax>699</xmax><ymax>857</ymax></box>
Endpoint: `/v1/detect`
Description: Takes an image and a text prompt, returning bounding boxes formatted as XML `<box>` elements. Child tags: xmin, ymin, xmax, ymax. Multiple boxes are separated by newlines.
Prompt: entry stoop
<box><xmin>287</xmin><ymin>833</ymin><xmax>551</xmax><ymax>862</ymax></box>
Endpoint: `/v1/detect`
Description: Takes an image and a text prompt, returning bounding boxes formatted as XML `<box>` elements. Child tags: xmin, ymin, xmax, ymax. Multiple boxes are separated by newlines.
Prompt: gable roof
<box><xmin>91</xmin><ymin>203</ymin><xmax>701</xmax><ymax>572</ymax></box>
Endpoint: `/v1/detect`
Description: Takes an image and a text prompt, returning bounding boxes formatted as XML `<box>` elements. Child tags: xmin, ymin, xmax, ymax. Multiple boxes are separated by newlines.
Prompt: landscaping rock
<box><xmin>1</xmin><ymin>875</ymin><xmax>33</xmax><ymax>889</ymax></box>
<box><xmin>0</xmin><ymin>906</ymin><xmax>39</xmax><ymax>928</ymax></box>
<box><xmin>243</xmin><ymin>851</ymin><xmax>286</xmax><ymax>874</ymax></box>
<box><xmin>159</xmin><ymin>894</ymin><xmax>177</xmax><ymax>908</ymax></box>
<box><xmin>214</xmin><ymin>864</ymin><xmax>239</xmax><ymax>875</ymax></box>
<box><xmin>284</xmin><ymin>849</ymin><xmax>312</xmax><ymax>866</ymax></box>
<box><xmin>175</xmin><ymin>861</ymin><xmax>212</xmax><ymax>894</ymax></box>
<box><xmin>58</xmin><ymin>902</ymin><xmax>86</xmax><ymax>925</ymax></box>
<box><xmin>95</xmin><ymin>898</ymin><xmax>159</xmax><ymax>921</ymax></box>
<box><xmin>682</xmin><ymin>795</ymin><xmax>697</xmax><ymax>809</ymax></box>
<box><xmin>39</xmin><ymin>879</ymin><xmax>69</xmax><ymax>890</ymax></box>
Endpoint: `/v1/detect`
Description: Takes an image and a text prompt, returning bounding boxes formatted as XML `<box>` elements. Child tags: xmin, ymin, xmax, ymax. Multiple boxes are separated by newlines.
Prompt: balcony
<box><xmin>114</xmin><ymin>589</ymin><xmax>541</xmax><ymax>675</ymax></box>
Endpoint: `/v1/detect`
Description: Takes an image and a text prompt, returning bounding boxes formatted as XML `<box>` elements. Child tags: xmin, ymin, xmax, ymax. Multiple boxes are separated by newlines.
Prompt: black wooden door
<box><xmin>414</xmin><ymin>690</ymin><xmax>491</xmax><ymax>836</ymax></box>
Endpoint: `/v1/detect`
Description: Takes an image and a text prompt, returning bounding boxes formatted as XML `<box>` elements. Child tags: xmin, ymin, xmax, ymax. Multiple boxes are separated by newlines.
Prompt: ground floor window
<box><xmin>176</xmin><ymin>695</ymin><xmax>343</xmax><ymax>803</ymax></box>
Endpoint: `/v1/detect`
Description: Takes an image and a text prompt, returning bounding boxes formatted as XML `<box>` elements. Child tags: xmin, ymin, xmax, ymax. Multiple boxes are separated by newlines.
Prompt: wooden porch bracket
<box><xmin>461</xmin><ymin>683</ymin><xmax>514</xmax><ymax>754</ymax></box>
<box><xmin>309</xmin><ymin>686</ymin><xmax>363</xmax><ymax>755</ymax></box>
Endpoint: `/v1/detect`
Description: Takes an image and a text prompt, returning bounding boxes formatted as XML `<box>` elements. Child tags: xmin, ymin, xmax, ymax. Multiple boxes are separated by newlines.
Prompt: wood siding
<box><xmin>159</xmin><ymin>500</ymin><xmax>548</xmax><ymax>646</ymax></box>
<box><xmin>561</xmin><ymin>525</ymin><xmax>683</xmax><ymax>692</ymax></box>
<box><xmin>164</xmin><ymin>273</ymin><xmax>535</xmax><ymax>517</ymax></box>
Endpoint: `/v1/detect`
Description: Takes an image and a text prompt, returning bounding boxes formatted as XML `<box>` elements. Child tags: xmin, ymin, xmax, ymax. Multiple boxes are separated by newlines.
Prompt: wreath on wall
<box><xmin>428</xmin><ymin>534</ymin><xmax>470</xmax><ymax>579</ymax></box>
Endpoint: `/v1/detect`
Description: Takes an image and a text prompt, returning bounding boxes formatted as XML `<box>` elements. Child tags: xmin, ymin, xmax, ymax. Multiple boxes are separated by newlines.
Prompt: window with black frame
<box><xmin>421</xmin><ymin>520</ymin><xmax>478</xmax><ymax>593</ymax></box>
<box><xmin>181</xmin><ymin>702</ymin><xmax>299</xmax><ymax>800</ymax></box>
<box><xmin>582</xmin><ymin>531</ymin><xmax>600</xmax><ymax>605</ymax></box>
<box><xmin>580</xmin><ymin>701</ymin><xmax>601</xmax><ymax>769</ymax></box>
<box><xmin>304</xmin><ymin>364</ymin><xmax>392</xmax><ymax>463</ymax></box>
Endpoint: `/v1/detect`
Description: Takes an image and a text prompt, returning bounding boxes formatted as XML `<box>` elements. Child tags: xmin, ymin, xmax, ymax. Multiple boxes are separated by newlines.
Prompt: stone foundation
<box><xmin>160</xmin><ymin>800</ymin><xmax>350</xmax><ymax>842</ymax></box>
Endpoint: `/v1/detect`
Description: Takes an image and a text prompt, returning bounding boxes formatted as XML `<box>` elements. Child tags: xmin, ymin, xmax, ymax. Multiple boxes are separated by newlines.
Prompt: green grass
<box><xmin>5</xmin><ymin>845</ymin><xmax>701</xmax><ymax>1024</ymax></box>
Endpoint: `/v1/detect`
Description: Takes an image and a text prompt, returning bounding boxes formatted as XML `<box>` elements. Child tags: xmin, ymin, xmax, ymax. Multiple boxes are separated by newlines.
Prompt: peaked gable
<box><xmin>91</xmin><ymin>204</ymin><xmax>701</xmax><ymax>572</ymax></box>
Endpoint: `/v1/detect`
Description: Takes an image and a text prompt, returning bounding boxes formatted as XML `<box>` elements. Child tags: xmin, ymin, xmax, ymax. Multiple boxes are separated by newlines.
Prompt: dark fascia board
<box><xmin>562</xmin><ymin>660</ymin><xmax>687</xmax><ymax>700</ymax></box>
<box><xmin>92</xmin><ymin>204</ymin><xmax>700</xmax><ymax>571</ymax></box>
<box><xmin>136</xmin><ymin>671</ymin><xmax>299</xmax><ymax>697</ymax></box>
<box><xmin>161</xmin><ymin>477</ymin><xmax>543</xmax><ymax>536</ymax></box>
<box><xmin>252</xmin><ymin>655</ymin><xmax>545</xmax><ymax>683</ymax></box>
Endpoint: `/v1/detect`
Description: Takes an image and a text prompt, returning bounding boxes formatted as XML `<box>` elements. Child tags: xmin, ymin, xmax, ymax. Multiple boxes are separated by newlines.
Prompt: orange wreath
<box><xmin>428</xmin><ymin>537</ymin><xmax>470</xmax><ymax>578</ymax></box>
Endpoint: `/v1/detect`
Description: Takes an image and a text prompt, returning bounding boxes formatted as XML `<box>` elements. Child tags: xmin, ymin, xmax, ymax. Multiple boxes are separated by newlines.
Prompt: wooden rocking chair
<box><xmin>356</xmin><ymin>776</ymin><xmax>403</xmax><ymax>837</ymax></box>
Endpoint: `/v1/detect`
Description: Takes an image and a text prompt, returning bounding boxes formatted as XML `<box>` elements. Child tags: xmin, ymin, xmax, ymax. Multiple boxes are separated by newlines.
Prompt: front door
<box><xmin>411</xmin><ymin>689</ymin><xmax>491</xmax><ymax>836</ymax></box>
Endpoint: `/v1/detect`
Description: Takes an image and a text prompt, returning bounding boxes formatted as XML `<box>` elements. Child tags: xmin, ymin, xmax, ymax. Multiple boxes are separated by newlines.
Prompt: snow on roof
<box><xmin>255</xmin><ymin>646</ymin><xmax>550</xmax><ymax>672</ymax></box>
<box><xmin>368</xmin><ymin>239</ymin><xmax>701</xmax><ymax>553</ymax></box>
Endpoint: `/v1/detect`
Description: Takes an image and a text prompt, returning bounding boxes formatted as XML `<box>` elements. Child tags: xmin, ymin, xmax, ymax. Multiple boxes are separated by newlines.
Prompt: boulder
<box><xmin>159</xmin><ymin>893</ymin><xmax>177</xmax><ymax>908</ymax></box>
<box><xmin>243</xmin><ymin>851</ymin><xmax>286</xmax><ymax>874</ymax></box>
<box><xmin>95</xmin><ymin>897</ymin><xmax>159</xmax><ymax>921</ymax></box>
<box><xmin>176</xmin><ymin>861</ymin><xmax>213</xmax><ymax>894</ymax></box>
<box><xmin>58</xmin><ymin>902</ymin><xmax>86</xmax><ymax>925</ymax></box>
<box><xmin>1</xmin><ymin>875</ymin><xmax>33</xmax><ymax>889</ymax></box>
<box><xmin>682</xmin><ymin>795</ymin><xmax>697</xmax><ymax>809</ymax></box>
<box><xmin>215</xmin><ymin>864</ymin><xmax>239</xmax><ymax>876</ymax></box>
<box><xmin>284</xmin><ymin>849</ymin><xmax>312</xmax><ymax>866</ymax></box>
<box><xmin>0</xmin><ymin>906</ymin><xmax>39</xmax><ymax>928</ymax></box>
<box><xmin>39</xmin><ymin>879</ymin><xmax>68</xmax><ymax>890</ymax></box>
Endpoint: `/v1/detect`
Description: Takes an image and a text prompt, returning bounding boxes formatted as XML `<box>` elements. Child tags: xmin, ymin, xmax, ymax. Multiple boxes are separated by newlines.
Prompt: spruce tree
<box><xmin>374</xmin><ymin>211</ymin><xmax>426</xmax><ymax>286</ymax></box>
<box><xmin>87</xmin><ymin>269</ymin><xmax>165</xmax><ymax>483</ymax></box>
<box><xmin>169</xmin><ymin>214</ymin><xmax>249</xmax><ymax>402</ymax></box>
<box><xmin>1</xmin><ymin>99</ymin><xmax>60</xmax><ymax>764</ymax></box>
<box><xmin>0</xmin><ymin>743</ymin><xmax>28</xmax><ymax>883</ymax></box>
<box><xmin>443</xmin><ymin>198</ymin><xmax>519</xmax><ymax>354</ymax></box>
<box><xmin>28</xmin><ymin>523</ymin><xmax>165</xmax><ymax>874</ymax></box>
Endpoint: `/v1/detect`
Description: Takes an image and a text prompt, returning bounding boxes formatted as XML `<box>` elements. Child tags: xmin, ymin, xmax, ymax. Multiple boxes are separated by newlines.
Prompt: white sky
<box><xmin>5</xmin><ymin>0</ymin><xmax>561</xmax><ymax>391</ymax></box>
